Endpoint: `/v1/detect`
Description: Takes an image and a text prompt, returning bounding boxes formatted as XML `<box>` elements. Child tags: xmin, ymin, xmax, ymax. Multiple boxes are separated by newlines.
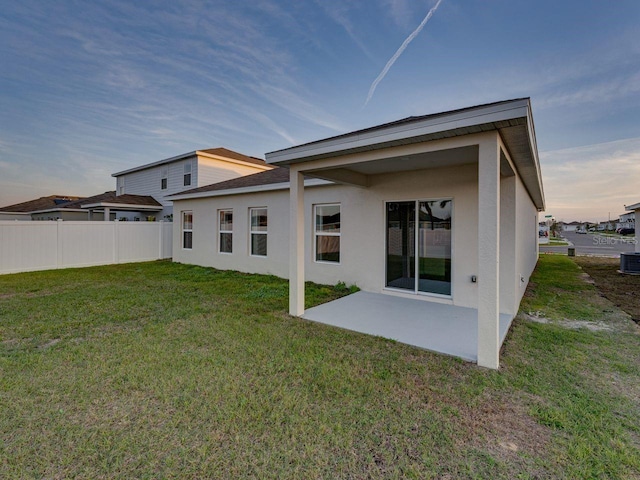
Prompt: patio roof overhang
<box><xmin>80</xmin><ymin>202</ymin><xmax>163</xmax><ymax>212</ymax></box>
<box><xmin>625</xmin><ymin>201</ymin><xmax>640</xmax><ymax>212</ymax></box>
<box><xmin>266</xmin><ymin>98</ymin><xmax>544</xmax><ymax>211</ymax></box>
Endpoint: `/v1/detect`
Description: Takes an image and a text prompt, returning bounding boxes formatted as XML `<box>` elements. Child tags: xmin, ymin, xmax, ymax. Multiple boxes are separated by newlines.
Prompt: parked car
<box><xmin>619</xmin><ymin>228</ymin><xmax>635</xmax><ymax>236</ymax></box>
<box><xmin>576</xmin><ymin>229</ymin><xmax>587</xmax><ymax>234</ymax></box>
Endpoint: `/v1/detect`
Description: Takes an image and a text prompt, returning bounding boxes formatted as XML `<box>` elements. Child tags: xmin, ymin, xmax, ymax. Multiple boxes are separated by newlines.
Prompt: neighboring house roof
<box><xmin>625</xmin><ymin>202</ymin><xmax>640</xmax><ymax>211</ymax></box>
<box><xmin>69</xmin><ymin>191</ymin><xmax>162</xmax><ymax>209</ymax></box>
<box><xmin>29</xmin><ymin>191</ymin><xmax>162</xmax><ymax>214</ymax></box>
<box><xmin>168</xmin><ymin>167</ymin><xmax>331</xmax><ymax>201</ymax></box>
<box><xmin>0</xmin><ymin>195</ymin><xmax>83</xmax><ymax>213</ymax></box>
<box><xmin>111</xmin><ymin>147</ymin><xmax>268</xmax><ymax>177</ymax></box>
<box><xmin>170</xmin><ymin>168</ymin><xmax>290</xmax><ymax>196</ymax></box>
<box><xmin>266</xmin><ymin>98</ymin><xmax>545</xmax><ymax>211</ymax></box>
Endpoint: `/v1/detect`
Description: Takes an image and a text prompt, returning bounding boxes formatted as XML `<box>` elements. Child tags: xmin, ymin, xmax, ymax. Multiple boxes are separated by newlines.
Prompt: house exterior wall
<box><xmin>0</xmin><ymin>213</ymin><xmax>31</xmax><ymax>221</ymax></box>
<box><xmin>173</xmin><ymin>163</ymin><xmax>488</xmax><ymax>310</ymax></box>
<box><xmin>30</xmin><ymin>211</ymin><xmax>96</xmax><ymax>221</ymax></box>
<box><xmin>114</xmin><ymin>154</ymin><xmax>268</xmax><ymax>220</ymax></box>
<box><xmin>114</xmin><ymin>156</ymin><xmax>197</xmax><ymax>219</ymax></box>
<box><xmin>197</xmin><ymin>157</ymin><xmax>268</xmax><ymax>188</ymax></box>
<box><xmin>499</xmin><ymin>175</ymin><xmax>517</xmax><ymax>314</ymax></box>
<box><xmin>515</xmin><ymin>173</ymin><xmax>539</xmax><ymax>306</ymax></box>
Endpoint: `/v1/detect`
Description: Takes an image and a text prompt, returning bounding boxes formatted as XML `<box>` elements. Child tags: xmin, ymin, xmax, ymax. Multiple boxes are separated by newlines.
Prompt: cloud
<box><xmin>314</xmin><ymin>0</ymin><xmax>378</xmax><ymax>63</ymax></box>
<box><xmin>540</xmin><ymin>137</ymin><xmax>640</xmax><ymax>221</ymax></box>
<box><xmin>365</xmin><ymin>0</ymin><xmax>443</xmax><ymax>106</ymax></box>
<box><xmin>536</xmin><ymin>70</ymin><xmax>640</xmax><ymax>110</ymax></box>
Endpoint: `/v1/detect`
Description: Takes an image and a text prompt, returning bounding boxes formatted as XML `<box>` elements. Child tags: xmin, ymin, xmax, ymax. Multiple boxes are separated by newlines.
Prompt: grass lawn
<box><xmin>1</xmin><ymin>257</ymin><xmax>639</xmax><ymax>478</ymax></box>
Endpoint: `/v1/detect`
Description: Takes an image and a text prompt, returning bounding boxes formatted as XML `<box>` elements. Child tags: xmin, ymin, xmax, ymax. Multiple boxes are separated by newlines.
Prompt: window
<box><xmin>117</xmin><ymin>177</ymin><xmax>125</xmax><ymax>195</ymax></box>
<box><xmin>161</xmin><ymin>167</ymin><xmax>168</xmax><ymax>190</ymax></box>
<box><xmin>182</xmin><ymin>211</ymin><xmax>193</xmax><ymax>249</ymax></box>
<box><xmin>314</xmin><ymin>204</ymin><xmax>340</xmax><ymax>263</ymax></box>
<box><xmin>219</xmin><ymin>209</ymin><xmax>233</xmax><ymax>254</ymax></box>
<box><xmin>184</xmin><ymin>161</ymin><xmax>192</xmax><ymax>186</ymax></box>
<box><xmin>250</xmin><ymin>208</ymin><xmax>267</xmax><ymax>257</ymax></box>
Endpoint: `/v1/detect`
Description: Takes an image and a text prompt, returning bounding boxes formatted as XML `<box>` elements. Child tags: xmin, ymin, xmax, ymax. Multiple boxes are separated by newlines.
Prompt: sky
<box><xmin>1</xmin><ymin>0</ymin><xmax>639</xmax><ymax>222</ymax></box>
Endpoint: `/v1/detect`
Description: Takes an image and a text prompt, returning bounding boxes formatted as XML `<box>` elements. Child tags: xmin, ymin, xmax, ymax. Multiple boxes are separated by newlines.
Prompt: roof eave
<box><xmin>266</xmin><ymin>98</ymin><xmax>545</xmax><ymax>211</ymax></box>
<box><xmin>266</xmin><ymin>99</ymin><xmax>532</xmax><ymax>165</ymax></box>
<box><xmin>80</xmin><ymin>202</ymin><xmax>163</xmax><ymax>211</ymax></box>
<box><xmin>112</xmin><ymin>151</ymin><xmax>198</xmax><ymax>177</ymax></box>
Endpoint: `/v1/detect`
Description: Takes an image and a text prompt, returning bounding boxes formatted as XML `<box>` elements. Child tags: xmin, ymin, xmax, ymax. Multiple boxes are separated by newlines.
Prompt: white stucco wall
<box><xmin>173</xmin><ymin>163</ymin><xmax>485</xmax><ymax>309</ymax></box>
<box><xmin>172</xmin><ymin>157</ymin><xmax>540</xmax><ymax>313</ymax></box>
<box><xmin>515</xmin><ymin>173</ymin><xmax>539</xmax><ymax>306</ymax></box>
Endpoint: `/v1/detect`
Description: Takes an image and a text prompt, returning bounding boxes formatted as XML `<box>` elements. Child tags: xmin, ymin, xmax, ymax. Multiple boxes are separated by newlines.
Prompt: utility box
<box><xmin>620</xmin><ymin>252</ymin><xmax>640</xmax><ymax>274</ymax></box>
<box><xmin>568</xmin><ymin>247</ymin><xmax>575</xmax><ymax>257</ymax></box>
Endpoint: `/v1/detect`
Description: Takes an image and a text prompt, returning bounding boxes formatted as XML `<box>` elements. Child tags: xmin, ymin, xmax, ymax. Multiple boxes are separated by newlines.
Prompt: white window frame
<box><xmin>249</xmin><ymin>207</ymin><xmax>268</xmax><ymax>257</ymax></box>
<box><xmin>218</xmin><ymin>209</ymin><xmax>233</xmax><ymax>254</ymax></box>
<box><xmin>182</xmin><ymin>211</ymin><xmax>193</xmax><ymax>250</ymax></box>
<box><xmin>183</xmin><ymin>161</ymin><xmax>192</xmax><ymax>187</ymax></box>
<box><xmin>314</xmin><ymin>203</ymin><xmax>341</xmax><ymax>265</ymax></box>
<box><xmin>161</xmin><ymin>167</ymin><xmax>168</xmax><ymax>190</ymax></box>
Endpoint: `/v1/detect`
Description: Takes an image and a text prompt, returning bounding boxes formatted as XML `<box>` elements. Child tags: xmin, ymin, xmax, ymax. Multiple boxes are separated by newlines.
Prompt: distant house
<box><xmin>560</xmin><ymin>221</ymin><xmax>581</xmax><ymax>232</ymax></box>
<box><xmin>169</xmin><ymin>98</ymin><xmax>545</xmax><ymax>370</ymax></box>
<box><xmin>0</xmin><ymin>195</ymin><xmax>84</xmax><ymax>221</ymax></box>
<box><xmin>596</xmin><ymin>220</ymin><xmax>614</xmax><ymax>231</ymax></box>
<box><xmin>624</xmin><ymin>202</ymin><xmax>639</xmax><ymax>253</ymax></box>
<box><xmin>53</xmin><ymin>191</ymin><xmax>163</xmax><ymax>221</ymax></box>
<box><xmin>0</xmin><ymin>192</ymin><xmax>163</xmax><ymax>221</ymax></box>
<box><xmin>111</xmin><ymin>148</ymin><xmax>273</xmax><ymax>220</ymax></box>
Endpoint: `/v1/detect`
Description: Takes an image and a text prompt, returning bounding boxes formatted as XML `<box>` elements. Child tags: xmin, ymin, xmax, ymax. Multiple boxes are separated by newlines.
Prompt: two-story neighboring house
<box><xmin>616</xmin><ymin>212</ymin><xmax>635</xmax><ymax>231</ymax></box>
<box><xmin>112</xmin><ymin>148</ymin><xmax>273</xmax><ymax>220</ymax></box>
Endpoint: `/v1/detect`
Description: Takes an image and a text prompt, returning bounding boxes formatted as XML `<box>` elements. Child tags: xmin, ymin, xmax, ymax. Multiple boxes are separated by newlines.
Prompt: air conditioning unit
<box><xmin>620</xmin><ymin>252</ymin><xmax>640</xmax><ymax>275</ymax></box>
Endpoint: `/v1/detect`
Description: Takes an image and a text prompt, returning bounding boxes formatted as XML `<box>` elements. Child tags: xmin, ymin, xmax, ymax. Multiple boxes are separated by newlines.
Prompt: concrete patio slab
<box><xmin>302</xmin><ymin>291</ymin><xmax>514</xmax><ymax>362</ymax></box>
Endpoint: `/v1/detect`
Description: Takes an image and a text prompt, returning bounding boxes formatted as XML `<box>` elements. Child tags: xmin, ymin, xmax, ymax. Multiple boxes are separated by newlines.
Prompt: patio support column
<box><xmin>289</xmin><ymin>167</ymin><xmax>305</xmax><ymax>316</ymax></box>
<box><xmin>477</xmin><ymin>134</ymin><xmax>501</xmax><ymax>370</ymax></box>
<box><xmin>103</xmin><ymin>207</ymin><xmax>110</xmax><ymax>221</ymax></box>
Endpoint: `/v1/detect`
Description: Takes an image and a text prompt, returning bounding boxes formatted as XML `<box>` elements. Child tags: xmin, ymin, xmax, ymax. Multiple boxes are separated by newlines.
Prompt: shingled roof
<box><xmin>0</xmin><ymin>195</ymin><xmax>83</xmax><ymax>213</ymax></box>
<box><xmin>62</xmin><ymin>191</ymin><xmax>162</xmax><ymax>208</ymax></box>
<box><xmin>168</xmin><ymin>167</ymin><xmax>290</xmax><ymax>197</ymax></box>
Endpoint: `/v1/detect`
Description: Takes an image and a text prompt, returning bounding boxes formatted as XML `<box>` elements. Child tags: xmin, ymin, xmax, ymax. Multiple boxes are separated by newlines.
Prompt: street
<box><xmin>540</xmin><ymin>231</ymin><xmax>637</xmax><ymax>257</ymax></box>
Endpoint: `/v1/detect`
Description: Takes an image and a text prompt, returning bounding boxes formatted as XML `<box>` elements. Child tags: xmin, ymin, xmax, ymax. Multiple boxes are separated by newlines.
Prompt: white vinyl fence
<box><xmin>0</xmin><ymin>221</ymin><xmax>173</xmax><ymax>275</ymax></box>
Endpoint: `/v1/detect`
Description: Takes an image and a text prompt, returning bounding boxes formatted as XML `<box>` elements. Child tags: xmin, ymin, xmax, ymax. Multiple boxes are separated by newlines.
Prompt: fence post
<box><xmin>158</xmin><ymin>220</ymin><xmax>163</xmax><ymax>259</ymax></box>
<box><xmin>56</xmin><ymin>219</ymin><xmax>63</xmax><ymax>269</ymax></box>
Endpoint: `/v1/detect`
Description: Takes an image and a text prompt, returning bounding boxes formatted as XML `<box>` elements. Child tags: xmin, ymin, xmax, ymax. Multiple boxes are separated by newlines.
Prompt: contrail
<box><xmin>365</xmin><ymin>0</ymin><xmax>443</xmax><ymax>106</ymax></box>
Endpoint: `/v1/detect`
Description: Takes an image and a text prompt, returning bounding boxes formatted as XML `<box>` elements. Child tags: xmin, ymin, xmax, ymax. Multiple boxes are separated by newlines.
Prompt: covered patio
<box><xmin>265</xmin><ymin>98</ymin><xmax>544</xmax><ymax>370</ymax></box>
<box><xmin>303</xmin><ymin>292</ymin><xmax>513</xmax><ymax>362</ymax></box>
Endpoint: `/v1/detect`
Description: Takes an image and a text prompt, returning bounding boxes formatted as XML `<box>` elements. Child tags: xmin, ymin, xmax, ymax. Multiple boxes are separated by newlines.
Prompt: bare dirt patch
<box><xmin>522</xmin><ymin>311</ymin><xmax>615</xmax><ymax>332</ymax></box>
<box><xmin>577</xmin><ymin>256</ymin><xmax>640</xmax><ymax>324</ymax></box>
<box><xmin>458</xmin><ymin>393</ymin><xmax>552</xmax><ymax>475</ymax></box>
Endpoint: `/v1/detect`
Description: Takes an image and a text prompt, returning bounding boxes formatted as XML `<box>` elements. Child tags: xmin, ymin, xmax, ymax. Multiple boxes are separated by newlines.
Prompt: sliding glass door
<box><xmin>386</xmin><ymin>200</ymin><xmax>452</xmax><ymax>296</ymax></box>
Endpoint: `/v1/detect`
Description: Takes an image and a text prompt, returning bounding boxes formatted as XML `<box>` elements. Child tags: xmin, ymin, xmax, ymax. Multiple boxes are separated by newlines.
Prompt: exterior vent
<box><xmin>620</xmin><ymin>252</ymin><xmax>640</xmax><ymax>275</ymax></box>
